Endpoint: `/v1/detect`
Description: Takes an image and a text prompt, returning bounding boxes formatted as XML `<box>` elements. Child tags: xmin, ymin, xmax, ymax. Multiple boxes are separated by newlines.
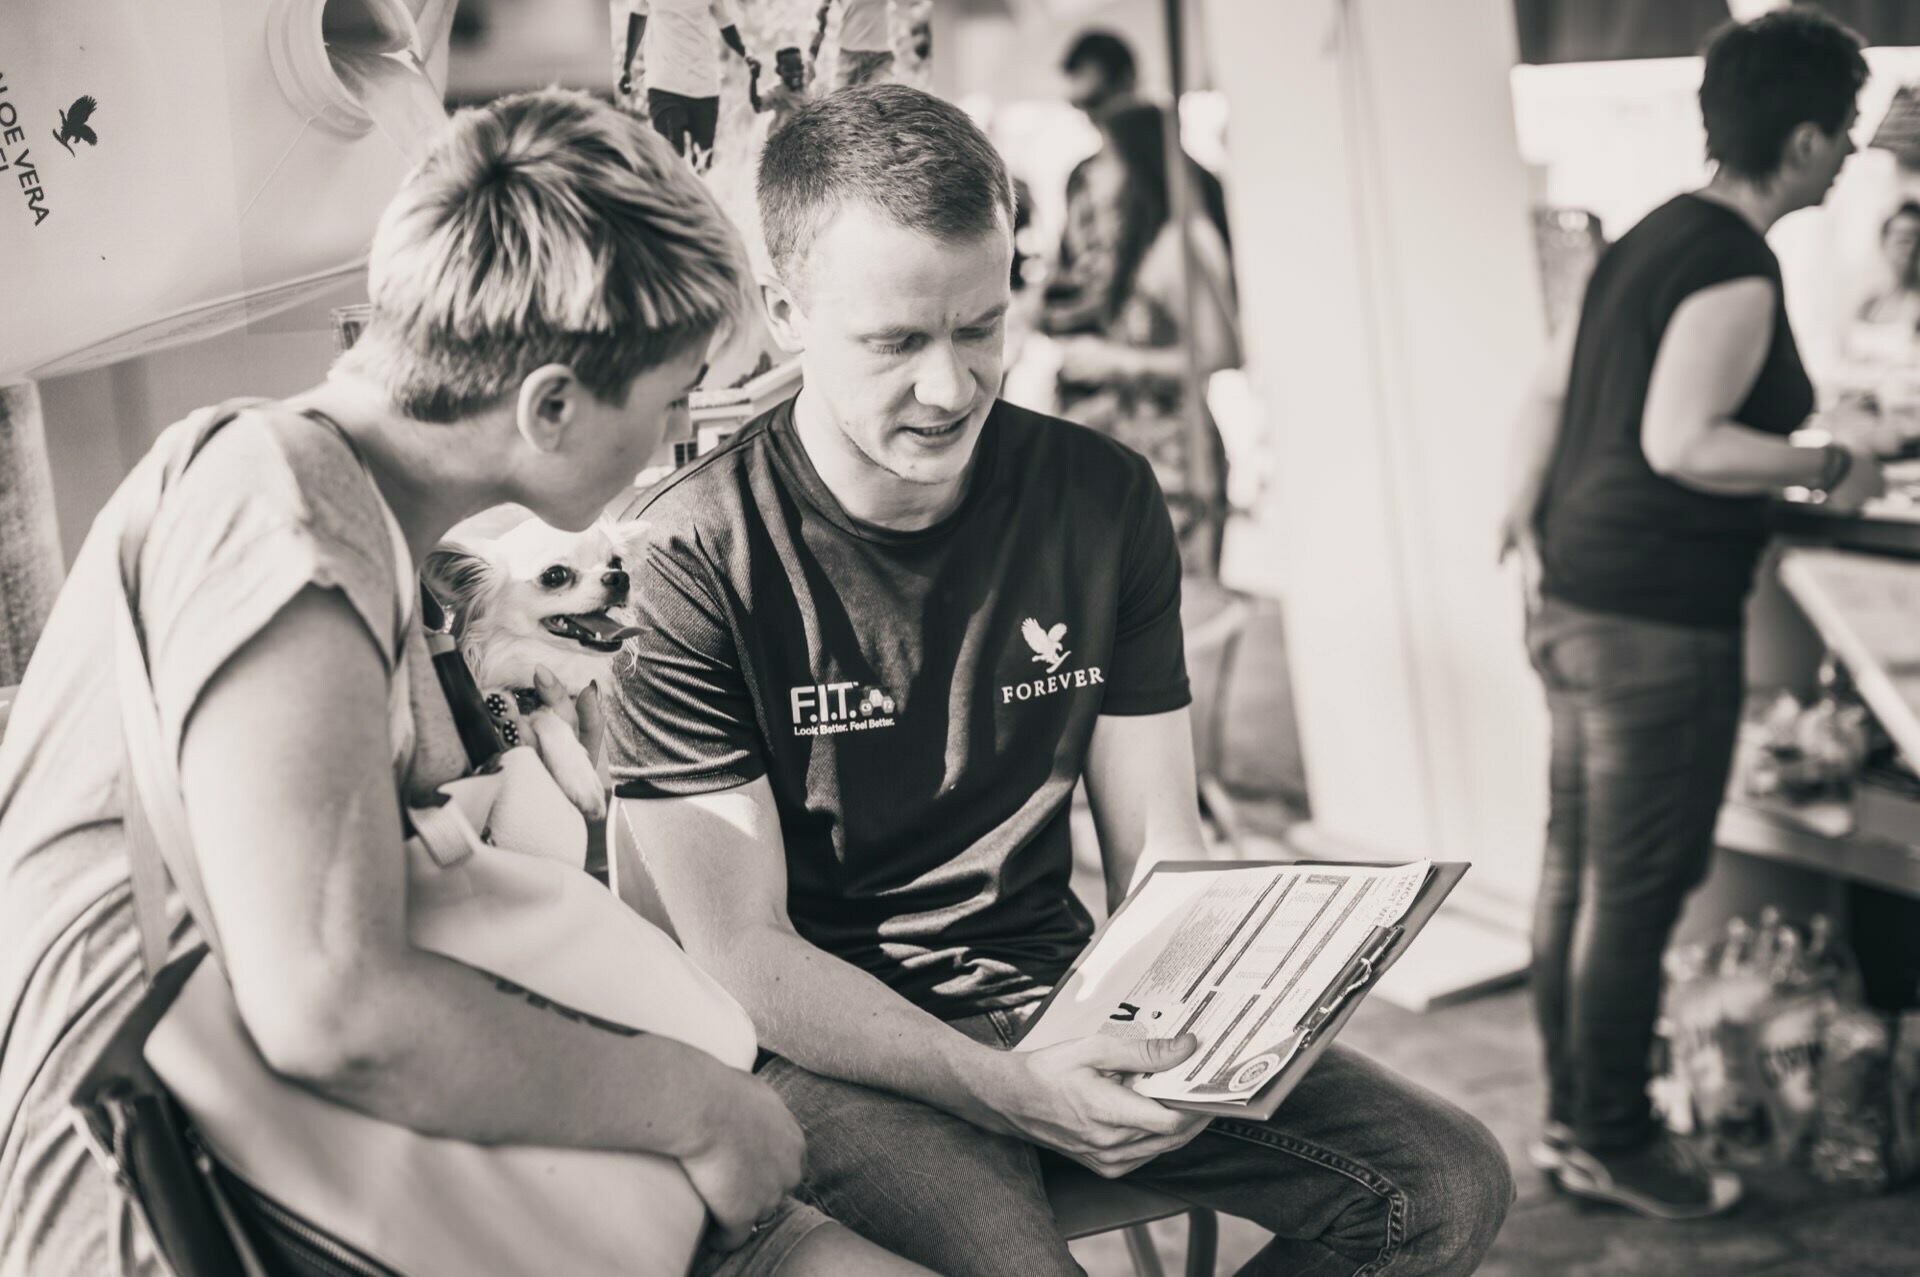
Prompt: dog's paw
<box><xmin>528</xmin><ymin>708</ymin><xmax>608</xmax><ymax>822</ymax></box>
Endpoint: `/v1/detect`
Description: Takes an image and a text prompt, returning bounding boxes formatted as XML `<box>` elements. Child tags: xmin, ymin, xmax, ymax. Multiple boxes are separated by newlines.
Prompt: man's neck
<box><xmin>790</xmin><ymin>387</ymin><xmax>974</xmax><ymax>532</ymax></box>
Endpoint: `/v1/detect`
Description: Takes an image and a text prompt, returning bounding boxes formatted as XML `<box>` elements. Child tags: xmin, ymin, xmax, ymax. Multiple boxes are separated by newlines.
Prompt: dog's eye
<box><xmin>608</xmin><ymin>556</ymin><xmax>623</xmax><ymax>571</ymax></box>
<box><xmin>539</xmin><ymin>566</ymin><xmax>575</xmax><ymax>590</ymax></box>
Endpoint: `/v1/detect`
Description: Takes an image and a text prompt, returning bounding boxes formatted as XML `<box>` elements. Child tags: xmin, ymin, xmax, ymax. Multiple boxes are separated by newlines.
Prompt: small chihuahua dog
<box><xmin>425</xmin><ymin>518</ymin><xmax>644</xmax><ymax>816</ymax></box>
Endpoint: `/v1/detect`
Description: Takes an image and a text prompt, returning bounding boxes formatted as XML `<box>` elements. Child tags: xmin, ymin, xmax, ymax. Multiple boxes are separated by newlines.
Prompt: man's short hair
<box><xmin>342</xmin><ymin>88</ymin><xmax>748</xmax><ymax>423</ymax></box>
<box><xmin>756</xmin><ymin>83</ymin><xmax>1014</xmax><ymax>287</ymax></box>
<box><xmin>1062</xmin><ymin>30</ymin><xmax>1135</xmax><ymax>87</ymax></box>
<box><xmin>1699</xmin><ymin>10</ymin><xmax>1866</xmax><ymax>183</ymax></box>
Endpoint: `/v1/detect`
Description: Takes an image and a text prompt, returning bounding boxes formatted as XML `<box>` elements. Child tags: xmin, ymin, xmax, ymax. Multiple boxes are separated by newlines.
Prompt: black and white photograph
<box><xmin>4</xmin><ymin>2</ymin><xmax>1920</xmax><ymax>1275</ymax></box>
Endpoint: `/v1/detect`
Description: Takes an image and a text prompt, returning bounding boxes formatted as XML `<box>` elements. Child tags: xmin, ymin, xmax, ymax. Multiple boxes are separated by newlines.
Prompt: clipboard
<box><xmin>1012</xmin><ymin>859</ymin><xmax>1470</xmax><ymax>1121</ymax></box>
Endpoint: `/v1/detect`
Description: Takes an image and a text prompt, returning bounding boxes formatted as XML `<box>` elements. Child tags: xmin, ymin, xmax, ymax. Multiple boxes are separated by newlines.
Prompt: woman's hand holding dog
<box><xmin>527</xmin><ymin>666</ymin><xmax>610</xmax><ymax>821</ymax></box>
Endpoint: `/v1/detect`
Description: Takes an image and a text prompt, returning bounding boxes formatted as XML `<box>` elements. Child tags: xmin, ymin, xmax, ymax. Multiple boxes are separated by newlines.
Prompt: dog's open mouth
<box><xmin>541</xmin><ymin>610</ymin><xmax>642</xmax><ymax>653</ymax></box>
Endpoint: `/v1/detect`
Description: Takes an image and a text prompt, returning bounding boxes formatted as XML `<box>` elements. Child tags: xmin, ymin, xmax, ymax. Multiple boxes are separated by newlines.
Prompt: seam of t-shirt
<box><xmin>171</xmin><ymin>520</ymin><xmax>399</xmax><ymax>671</ymax></box>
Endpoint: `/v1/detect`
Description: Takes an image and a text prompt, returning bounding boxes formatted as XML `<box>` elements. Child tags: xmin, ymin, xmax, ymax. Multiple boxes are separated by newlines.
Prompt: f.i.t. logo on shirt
<box><xmin>790</xmin><ymin>681</ymin><xmax>898</xmax><ymax>737</ymax></box>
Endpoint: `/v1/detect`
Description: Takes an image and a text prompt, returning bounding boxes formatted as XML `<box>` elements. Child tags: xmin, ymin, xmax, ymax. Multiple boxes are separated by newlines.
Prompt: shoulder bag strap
<box><xmin>116</xmin><ymin>402</ymin><xmax>261</xmax><ymax>982</ymax></box>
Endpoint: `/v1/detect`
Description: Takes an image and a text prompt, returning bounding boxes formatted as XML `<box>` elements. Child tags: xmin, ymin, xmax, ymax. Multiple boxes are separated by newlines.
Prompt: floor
<box><xmin>1062</xmin><ymin>582</ymin><xmax>1920</xmax><ymax>1275</ymax></box>
<box><xmin>1064</xmin><ymin>955</ymin><xmax>1920</xmax><ymax>1277</ymax></box>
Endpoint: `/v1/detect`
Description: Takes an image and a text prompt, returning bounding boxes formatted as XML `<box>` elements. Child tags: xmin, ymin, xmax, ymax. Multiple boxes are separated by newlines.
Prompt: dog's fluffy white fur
<box><xmin>426</xmin><ymin>518</ymin><xmax>645</xmax><ymax>817</ymax></box>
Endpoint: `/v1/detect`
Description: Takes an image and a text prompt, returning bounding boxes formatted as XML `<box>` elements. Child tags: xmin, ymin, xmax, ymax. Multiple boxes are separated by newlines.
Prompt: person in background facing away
<box><xmin>614</xmin><ymin>0</ymin><xmax>755</xmax><ymax>169</ymax></box>
<box><xmin>608</xmin><ymin>83</ymin><xmax>1512</xmax><ymax>1277</ymax></box>
<box><xmin>1498</xmin><ymin>10</ymin><xmax>1887</xmax><ymax>1221</ymax></box>
<box><xmin>832</xmin><ymin>0</ymin><xmax>894</xmax><ymax>88</ymax></box>
<box><xmin>0</xmin><ymin>88</ymin><xmax>932</xmax><ymax>1277</ymax></box>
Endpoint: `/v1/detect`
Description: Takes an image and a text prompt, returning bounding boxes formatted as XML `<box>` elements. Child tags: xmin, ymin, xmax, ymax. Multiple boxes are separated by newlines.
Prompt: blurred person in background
<box><xmin>1856</xmin><ymin>199</ymin><xmax>1920</xmax><ymax>327</ymax></box>
<box><xmin>613</xmin><ymin>0</ymin><xmax>755</xmax><ymax>168</ymax></box>
<box><xmin>832</xmin><ymin>0</ymin><xmax>895</xmax><ymax>88</ymax></box>
<box><xmin>1499</xmin><ymin>10</ymin><xmax>1885</xmax><ymax>1222</ymax></box>
<box><xmin>1046</xmin><ymin>31</ymin><xmax>1231</xmax><ymax>338</ymax></box>
<box><xmin>1053</xmin><ymin>102</ymin><xmax>1238</xmax><ymax>574</ymax></box>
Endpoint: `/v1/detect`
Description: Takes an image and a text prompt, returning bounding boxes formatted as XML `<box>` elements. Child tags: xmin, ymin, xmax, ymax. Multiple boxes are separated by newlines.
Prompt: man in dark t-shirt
<box><xmin>610</xmin><ymin>85</ymin><xmax>1510</xmax><ymax>1275</ymax></box>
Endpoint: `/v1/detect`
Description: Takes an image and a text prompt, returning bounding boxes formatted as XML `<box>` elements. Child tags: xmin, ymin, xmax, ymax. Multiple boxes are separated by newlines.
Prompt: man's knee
<box><xmin>1405</xmin><ymin>1106</ymin><xmax>1513</xmax><ymax>1273</ymax></box>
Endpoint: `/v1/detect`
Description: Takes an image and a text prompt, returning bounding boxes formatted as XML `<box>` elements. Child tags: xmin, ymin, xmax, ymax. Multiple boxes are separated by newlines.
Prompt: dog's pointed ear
<box><xmin>604</xmin><ymin>518</ymin><xmax>652</xmax><ymax>565</ymax></box>
<box><xmin>423</xmin><ymin>542</ymin><xmax>494</xmax><ymax>619</ymax></box>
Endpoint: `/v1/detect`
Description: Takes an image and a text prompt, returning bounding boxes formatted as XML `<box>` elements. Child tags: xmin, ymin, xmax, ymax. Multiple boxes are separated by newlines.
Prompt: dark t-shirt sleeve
<box><xmin>1100</xmin><ymin>463</ymin><xmax>1191</xmax><ymax>716</ymax></box>
<box><xmin>607</xmin><ymin>532</ymin><xmax>769</xmax><ymax>799</ymax></box>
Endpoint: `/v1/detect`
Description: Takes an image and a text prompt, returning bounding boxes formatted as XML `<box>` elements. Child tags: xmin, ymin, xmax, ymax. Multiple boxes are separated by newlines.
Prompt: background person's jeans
<box><xmin>758</xmin><ymin>1010</ymin><xmax>1512</xmax><ymax>1277</ymax></box>
<box><xmin>1526</xmin><ymin>594</ymin><xmax>1744</xmax><ymax>1152</ymax></box>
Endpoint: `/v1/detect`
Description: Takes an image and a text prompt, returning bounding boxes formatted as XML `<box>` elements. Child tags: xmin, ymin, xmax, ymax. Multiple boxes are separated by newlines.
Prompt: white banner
<box><xmin>0</xmin><ymin>0</ymin><xmax>450</xmax><ymax>384</ymax></box>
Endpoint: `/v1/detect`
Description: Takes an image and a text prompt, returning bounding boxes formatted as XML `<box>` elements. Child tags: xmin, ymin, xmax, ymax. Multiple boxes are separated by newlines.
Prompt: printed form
<box><xmin>1020</xmin><ymin>861</ymin><xmax>1432</xmax><ymax>1104</ymax></box>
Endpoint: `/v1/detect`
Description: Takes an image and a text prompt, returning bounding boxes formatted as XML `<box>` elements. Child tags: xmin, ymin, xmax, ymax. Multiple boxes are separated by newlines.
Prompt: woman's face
<box><xmin>530</xmin><ymin>342</ymin><xmax>708</xmax><ymax>531</ymax></box>
<box><xmin>1884</xmin><ymin>214</ymin><xmax>1920</xmax><ymax>284</ymax></box>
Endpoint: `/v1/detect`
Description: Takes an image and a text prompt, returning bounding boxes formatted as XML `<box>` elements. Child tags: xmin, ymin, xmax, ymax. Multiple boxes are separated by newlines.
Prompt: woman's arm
<box><xmin>1641</xmin><ymin>278</ymin><xmax>1844</xmax><ymax>493</ymax></box>
<box><xmin>177</xmin><ymin>586</ymin><xmax>800</xmax><ymax>1234</ymax></box>
<box><xmin>1496</xmin><ymin>317</ymin><xmax>1577</xmax><ymax>606</ymax></box>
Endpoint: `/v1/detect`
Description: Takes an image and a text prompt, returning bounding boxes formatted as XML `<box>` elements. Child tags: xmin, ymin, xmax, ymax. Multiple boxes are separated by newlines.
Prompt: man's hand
<box><xmin>982</xmin><ymin>1034</ymin><xmax>1211</xmax><ymax>1178</ymax></box>
<box><xmin>679</xmin><ymin>1069</ymin><xmax>807</xmax><ymax>1252</ymax></box>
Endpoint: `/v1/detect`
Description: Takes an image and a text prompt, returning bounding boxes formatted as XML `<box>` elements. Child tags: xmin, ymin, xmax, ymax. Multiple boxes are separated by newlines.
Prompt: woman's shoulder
<box><xmin>141</xmin><ymin>405</ymin><xmax>408</xmax><ymax>685</ymax></box>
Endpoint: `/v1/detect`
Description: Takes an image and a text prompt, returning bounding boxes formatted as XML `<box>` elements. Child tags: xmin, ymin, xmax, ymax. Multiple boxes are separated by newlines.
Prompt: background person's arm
<box><xmin>622</xmin><ymin>780</ymin><xmax>1204</xmax><ymax>1175</ymax></box>
<box><xmin>178</xmin><ymin>586</ymin><xmax>801</xmax><ymax>1245</ymax></box>
<box><xmin>1641</xmin><ymin>278</ymin><xmax>1882</xmax><ymax>508</ymax></box>
<box><xmin>1496</xmin><ymin>317</ymin><xmax>1577</xmax><ymax>609</ymax></box>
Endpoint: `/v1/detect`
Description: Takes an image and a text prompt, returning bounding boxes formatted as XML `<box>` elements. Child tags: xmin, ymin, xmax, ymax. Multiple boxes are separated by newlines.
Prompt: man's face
<box><xmin>777</xmin><ymin>51</ymin><xmax>806</xmax><ymax>90</ymax></box>
<box><xmin>771</xmin><ymin>201</ymin><xmax>1012</xmax><ymax>495</ymax></box>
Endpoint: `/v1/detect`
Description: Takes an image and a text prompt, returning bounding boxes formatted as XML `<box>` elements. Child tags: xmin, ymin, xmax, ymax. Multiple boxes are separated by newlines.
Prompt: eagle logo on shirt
<box><xmin>1021</xmin><ymin>618</ymin><xmax>1071</xmax><ymax>674</ymax></box>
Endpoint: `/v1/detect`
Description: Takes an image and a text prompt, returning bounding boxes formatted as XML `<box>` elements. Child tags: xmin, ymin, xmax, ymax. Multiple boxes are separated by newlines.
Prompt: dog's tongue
<box><xmin>569</xmin><ymin>611</ymin><xmax>643</xmax><ymax>643</ymax></box>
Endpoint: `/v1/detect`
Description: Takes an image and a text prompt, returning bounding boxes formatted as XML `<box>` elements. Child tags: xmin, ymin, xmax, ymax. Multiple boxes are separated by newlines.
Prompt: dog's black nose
<box><xmin>603</xmin><ymin>569</ymin><xmax>630</xmax><ymax>604</ymax></box>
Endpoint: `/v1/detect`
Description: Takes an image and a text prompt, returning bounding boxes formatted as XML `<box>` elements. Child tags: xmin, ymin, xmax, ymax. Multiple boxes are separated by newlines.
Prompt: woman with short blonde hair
<box><xmin>0</xmin><ymin>88</ymin><xmax>927</xmax><ymax>1277</ymax></box>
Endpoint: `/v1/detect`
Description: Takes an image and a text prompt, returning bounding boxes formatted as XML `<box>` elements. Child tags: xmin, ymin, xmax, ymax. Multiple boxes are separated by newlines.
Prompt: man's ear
<box><xmin>759</xmin><ymin>272</ymin><xmax>806</xmax><ymax>354</ymax></box>
<box><xmin>515</xmin><ymin>364</ymin><xmax>581</xmax><ymax>454</ymax></box>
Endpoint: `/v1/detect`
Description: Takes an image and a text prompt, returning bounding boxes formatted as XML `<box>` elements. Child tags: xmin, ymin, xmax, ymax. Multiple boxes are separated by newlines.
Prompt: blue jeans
<box><xmin>1526</xmin><ymin>595</ymin><xmax>1744</xmax><ymax>1151</ymax></box>
<box><xmin>758</xmin><ymin>1010</ymin><xmax>1513</xmax><ymax>1276</ymax></box>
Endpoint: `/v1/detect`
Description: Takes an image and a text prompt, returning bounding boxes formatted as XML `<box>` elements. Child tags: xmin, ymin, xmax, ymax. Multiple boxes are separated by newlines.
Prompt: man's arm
<box><xmin>1082</xmin><ymin>708</ymin><xmax>1210</xmax><ymax>912</ymax></box>
<box><xmin>620</xmin><ymin>4</ymin><xmax>648</xmax><ymax>96</ymax></box>
<box><xmin>622</xmin><ymin>780</ymin><xmax>1205</xmax><ymax>1176</ymax></box>
<box><xmin>712</xmin><ymin>0</ymin><xmax>748</xmax><ymax>57</ymax></box>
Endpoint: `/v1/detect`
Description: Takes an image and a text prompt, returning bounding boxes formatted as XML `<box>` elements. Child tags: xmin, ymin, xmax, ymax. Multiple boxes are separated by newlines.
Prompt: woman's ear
<box><xmin>515</xmin><ymin>364</ymin><xmax>580</xmax><ymax>454</ymax></box>
<box><xmin>759</xmin><ymin>273</ymin><xmax>806</xmax><ymax>354</ymax></box>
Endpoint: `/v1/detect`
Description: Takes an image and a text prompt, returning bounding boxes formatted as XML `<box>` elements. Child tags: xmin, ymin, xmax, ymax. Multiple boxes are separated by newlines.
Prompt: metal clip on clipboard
<box><xmin>1295</xmin><ymin>924</ymin><xmax>1404</xmax><ymax>1049</ymax></box>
